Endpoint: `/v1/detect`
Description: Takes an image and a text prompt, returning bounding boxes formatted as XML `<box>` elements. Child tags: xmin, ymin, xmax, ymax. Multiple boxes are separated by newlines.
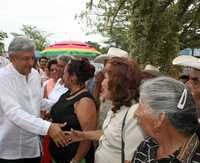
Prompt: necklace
<box><xmin>69</xmin><ymin>86</ymin><xmax>86</xmax><ymax>97</ymax></box>
<box><xmin>177</xmin><ymin>133</ymin><xmax>199</xmax><ymax>162</ymax></box>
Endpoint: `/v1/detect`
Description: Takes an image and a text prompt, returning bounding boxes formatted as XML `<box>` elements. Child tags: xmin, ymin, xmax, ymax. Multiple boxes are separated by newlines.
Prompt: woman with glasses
<box><xmin>43</xmin><ymin>60</ymin><xmax>59</xmax><ymax>97</ymax></box>
<box><xmin>41</xmin><ymin>59</ymin><xmax>59</xmax><ymax>163</ymax></box>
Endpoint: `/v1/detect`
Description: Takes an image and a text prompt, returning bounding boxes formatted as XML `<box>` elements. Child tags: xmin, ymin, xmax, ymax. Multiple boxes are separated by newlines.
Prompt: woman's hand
<box><xmin>64</xmin><ymin>129</ymin><xmax>86</xmax><ymax>145</ymax></box>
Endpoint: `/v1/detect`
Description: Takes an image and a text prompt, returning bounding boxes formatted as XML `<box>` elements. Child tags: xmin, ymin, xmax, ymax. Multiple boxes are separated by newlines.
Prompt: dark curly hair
<box><xmin>105</xmin><ymin>57</ymin><xmax>141</xmax><ymax>112</ymax></box>
<box><xmin>67</xmin><ymin>58</ymin><xmax>95</xmax><ymax>85</ymax></box>
<box><xmin>47</xmin><ymin>59</ymin><xmax>57</xmax><ymax>71</ymax></box>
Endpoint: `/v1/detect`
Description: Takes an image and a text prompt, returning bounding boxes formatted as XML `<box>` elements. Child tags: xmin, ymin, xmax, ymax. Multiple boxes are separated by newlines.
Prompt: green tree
<box><xmin>80</xmin><ymin>0</ymin><xmax>200</xmax><ymax>74</ymax></box>
<box><xmin>179</xmin><ymin>0</ymin><xmax>200</xmax><ymax>50</ymax></box>
<box><xmin>0</xmin><ymin>31</ymin><xmax>8</xmax><ymax>54</ymax></box>
<box><xmin>11</xmin><ymin>25</ymin><xmax>50</xmax><ymax>51</ymax></box>
<box><xmin>86</xmin><ymin>41</ymin><xmax>107</xmax><ymax>54</ymax></box>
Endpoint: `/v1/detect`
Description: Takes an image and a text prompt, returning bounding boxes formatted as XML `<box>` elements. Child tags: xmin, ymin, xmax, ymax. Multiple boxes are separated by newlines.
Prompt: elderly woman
<box><xmin>133</xmin><ymin>77</ymin><xmax>200</xmax><ymax>163</ymax></box>
<box><xmin>66</xmin><ymin>57</ymin><xmax>144</xmax><ymax>163</ymax></box>
<box><xmin>49</xmin><ymin>58</ymin><xmax>97</xmax><ymax>163</ymax></box>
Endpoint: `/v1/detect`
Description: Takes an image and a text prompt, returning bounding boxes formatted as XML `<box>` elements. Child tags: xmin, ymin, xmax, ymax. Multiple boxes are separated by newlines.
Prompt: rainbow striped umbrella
<box><xmin>41</xmin><ymin>41</ymin><xmax>100</xmax><ymax>57</ymax></box>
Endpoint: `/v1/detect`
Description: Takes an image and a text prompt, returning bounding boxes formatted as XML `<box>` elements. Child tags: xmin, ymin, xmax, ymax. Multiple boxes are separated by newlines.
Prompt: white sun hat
<box><xmin>143</xmin><ymin>64</ymin><xmax>162</xmax><ymax>77</ymax></box>
<box><xmin>94</xmin><ymin>47</ymin><xmax>128</xmax><ymax>64</ymax></box>
<box><xmin>144</xmin><ymin>64</ymin><xmax>160</xmax><ymax>72</ymax></box>
<box><xmin>172</xmin><ymin>55</ymin><xmax>200</xmax><ymax>70</ymax></box>
<box><xmin>94</xmin><ymin>54</ymin><xmax>108</xmax><ymax>64</ymax></box>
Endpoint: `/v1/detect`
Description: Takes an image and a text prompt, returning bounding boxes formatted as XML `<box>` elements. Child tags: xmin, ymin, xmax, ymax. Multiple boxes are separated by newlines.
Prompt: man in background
<box><xmin>173</xmin><ymin>55</ymin><xmax>200</xmax><ymax>118</ymax></box>
<box><xmin>38</xmin><ymin>56</ymin><xmax>48</xmax><ymax>84</ymax></box>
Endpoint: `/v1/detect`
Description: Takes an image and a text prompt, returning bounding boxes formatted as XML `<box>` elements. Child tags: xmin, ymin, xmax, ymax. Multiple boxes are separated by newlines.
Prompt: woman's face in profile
<box><xmin>135</xmin><ymin>101</ymin><xmax>156</xmax><ymax>137</ymax></box>
<box><xmin>101</xmin><ymin>72</ymin><xmax>112</xmax><ymax>100</ymax></box>
<box><xmin>101</xmin><ymin>63</ymin><xmax>112</xmax><ymax>100</ymax></box>
<box><xmin>63</xmin><ymin>65</ymin><xmax>71</xmax><ymax>88</ymax></box>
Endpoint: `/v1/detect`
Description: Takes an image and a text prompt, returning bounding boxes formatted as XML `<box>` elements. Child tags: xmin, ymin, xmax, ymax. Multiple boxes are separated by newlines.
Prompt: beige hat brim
<box><xmin>94</xmin><ymin>54</ymin><xmax>109</xmax><ymax>64</ymax></box>
<box><xmin>142</xmin><ymin>70</ymin><xmax>163</xmax><ymax>77</ymax></box>
<box><xmin>172</xmin><ymin>55</ymin><xmax>200</xmax><ymax>70</ymax></box>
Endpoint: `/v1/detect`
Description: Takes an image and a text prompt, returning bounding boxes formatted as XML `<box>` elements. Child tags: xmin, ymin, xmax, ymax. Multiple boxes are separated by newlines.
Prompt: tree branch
<box><xmin>159</xmin><ymin>0</ymin><xmax>175</xmax><ymax>12</ymax></box>
<box><xmin>176</xmin><ymin>0</ymin><xmax>195</xmax><ymax>20</ymax></box>
<box><xmin>109</xmin><ymin>0</ymin><xmax>129</xmax><ymax>33</ymax></box>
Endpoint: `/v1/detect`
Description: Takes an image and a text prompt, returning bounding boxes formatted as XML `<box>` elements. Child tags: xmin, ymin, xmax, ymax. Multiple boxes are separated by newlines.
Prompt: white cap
<box><xmin>172</xmin><ymin>55</ymin><xmax>200</xmax><ymax>70</ymax></box>
<box><xmin>107</xmin><ymin>47</ymin><xmax>128</xmax><ymax>58</ymax></box>
<box><xmin>144</xmin><ymin>64</ymin><xmax>160</xmax><ymax>72</ymax></box>
<box><xmin>143</xmin><ymin>64</ymin><xmax>162</xmax><ymax>77</ymax></box>
<box><xmin>94</xmin><ymin>47</ymin><xmax>128</xmax><ymax>64</ymax></box>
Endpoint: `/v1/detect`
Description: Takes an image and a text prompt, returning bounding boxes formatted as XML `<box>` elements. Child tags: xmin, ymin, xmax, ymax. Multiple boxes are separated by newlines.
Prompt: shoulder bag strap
<box><xmin>121</xmin><ymin>109</ymin><xmax>129</xmax><ymax>163</ymax></box>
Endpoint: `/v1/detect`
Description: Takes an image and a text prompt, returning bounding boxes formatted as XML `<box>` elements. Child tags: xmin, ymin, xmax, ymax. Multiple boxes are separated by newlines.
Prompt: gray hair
<box><xmin>140</xmin><ymin>76</ymin><xmax>199</xmax><ymax>135</ymax></box>
<box><xmin>56</xmin><ymin>55</ymin><xmax>72</xmax><ymax>64</ymax></box>
<box><xmin>8</xmin><ymin>37</ymin><xmax>36</xmax><ymax>56</ymax></box>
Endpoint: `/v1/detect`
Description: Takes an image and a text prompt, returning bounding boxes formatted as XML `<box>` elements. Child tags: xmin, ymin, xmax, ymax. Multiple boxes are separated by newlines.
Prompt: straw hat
<box><xmin>94</xmin><ymin>47</ymin><xmax>128</xmax><ymax>64</ymax></box>
<box><xmin>143</xmin><ymin>64</ymin><xmax>162</xmax><ymax>77</ymax></box>
<box><xmin>172</xmin><ymin>55</ymin><xmax>200</xmax><ymax>70</ymax></box>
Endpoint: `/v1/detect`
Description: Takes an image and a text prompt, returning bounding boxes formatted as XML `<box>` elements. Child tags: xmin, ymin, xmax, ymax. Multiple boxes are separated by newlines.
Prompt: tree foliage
<box><xmin>11</xmin><ymin>25</ymin><xmax>50</xmax><ymax>51</ymax></box>
<box><xmin>80</xmin><ymin>0</ymin><xmax>200</xmax><ymax>74</ymax></box>
<box><xmin>86</xmin><ymin>41</ymin><xmax>108</xmax><ymax>54</ymax></box>
<box><xmin>0</xmin><ymin>31</ymin><xmax>8</xmax><ymax>53</ymax></box>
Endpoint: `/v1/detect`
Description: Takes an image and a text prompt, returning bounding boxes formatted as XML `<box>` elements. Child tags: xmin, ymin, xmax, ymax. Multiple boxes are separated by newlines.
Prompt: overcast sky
<box><xmin>0</xmin><ymin>0</ymin><xmax>104</xmax><ymax>49</ymax></box>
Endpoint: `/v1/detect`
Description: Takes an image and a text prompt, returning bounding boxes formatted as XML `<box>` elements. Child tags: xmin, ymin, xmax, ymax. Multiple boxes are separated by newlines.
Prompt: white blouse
<box><xmin>0</xmin><ymin>64</ymin><xmax>53</xmax><ymax>159</ymax></box>
<box><xmin>95</xmin><ymin>104</ymin><xmax>144</xmax><ymax>163</ymax></box>
<box><xmin>47</xmin><ymin>78</ymin><xmax>68</xmax><ymax>103</ymax></box>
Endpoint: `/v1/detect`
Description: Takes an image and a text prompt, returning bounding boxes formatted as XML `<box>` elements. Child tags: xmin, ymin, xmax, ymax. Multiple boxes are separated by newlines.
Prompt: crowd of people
<box><xmin>0</xmin><ymin>36</ymin><xmax>200</xmax><ymax>163</ymax></box>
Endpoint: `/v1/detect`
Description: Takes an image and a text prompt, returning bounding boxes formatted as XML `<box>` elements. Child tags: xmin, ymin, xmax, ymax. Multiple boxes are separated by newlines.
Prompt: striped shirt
<box><xmin>132</xmin><ymin>134</ymin><xmax>200</xmax><ymax>163</ymax></box>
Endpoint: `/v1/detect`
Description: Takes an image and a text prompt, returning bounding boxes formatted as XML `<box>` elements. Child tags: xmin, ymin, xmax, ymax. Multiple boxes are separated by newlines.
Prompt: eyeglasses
<box><xmin>50</xmin><ymin>68</ymin><xmax>57</xmax><ymax>72</ymax></box>
<box><xmin>189</xmin><ymin>77</ymin><xmax>200</xmax><ymax>86</ymax></box>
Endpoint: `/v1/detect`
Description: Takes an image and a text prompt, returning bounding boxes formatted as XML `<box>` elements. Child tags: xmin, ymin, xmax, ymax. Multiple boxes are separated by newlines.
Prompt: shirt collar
<box><xmin>111</xmin><ymin>100</ymin><xmax>137</xmax><ymax>114</ymax></box>
<box><xmin>9</xmin><ymin>63</ymin><xmax>33</xmax><ymax>81</ymax></box>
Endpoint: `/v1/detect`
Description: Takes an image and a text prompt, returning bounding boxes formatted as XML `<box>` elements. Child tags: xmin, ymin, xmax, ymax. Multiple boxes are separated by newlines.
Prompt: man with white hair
<box><xmin>0</xmin><ymin>37</ymin><xmax>68</xmax><ymax>163</ymax></box>
<box><xmin>173</xmin><ymin>55</ymin><xmax>200</xmax><ymax>117</ymax></box>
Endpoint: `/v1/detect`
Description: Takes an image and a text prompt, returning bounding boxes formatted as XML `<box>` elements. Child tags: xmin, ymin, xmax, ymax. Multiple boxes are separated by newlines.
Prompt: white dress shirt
<box><xmin>95</xmin><ymin>104</ymin><xmax>144</xmax><ymax>163</ymax></box>
<box><xmin>0</xmin><ymin>56</ymin><xmax>10</xmax><ymax>68</ymax></box>
<box><xmin>38</xmin><ymin>68</ymin><xmax>48</xmax><ymax>85</ymax></box>
<box><xmin>0</xmin><ymin>64</ymin><xmax>52</xmax><ymax>159</ymax></box>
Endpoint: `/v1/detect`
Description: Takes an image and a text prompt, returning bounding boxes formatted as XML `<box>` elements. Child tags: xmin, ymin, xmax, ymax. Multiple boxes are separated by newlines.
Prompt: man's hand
<box><xmin>40</xmin><ymin>110</ymin><xmax>51</xmax><ymax>120</ymax></box>
<box><xmin>47</xmin><ymin>122</ymin><xmax>67</xmax><ymax>147</ymax></box>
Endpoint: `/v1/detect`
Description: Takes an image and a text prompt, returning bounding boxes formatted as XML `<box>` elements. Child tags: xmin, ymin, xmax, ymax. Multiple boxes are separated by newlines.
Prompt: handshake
<box><xmin>47</xmin><ymin>122</ymin><xmax>85</xmax><ymax>147</ymax></box>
